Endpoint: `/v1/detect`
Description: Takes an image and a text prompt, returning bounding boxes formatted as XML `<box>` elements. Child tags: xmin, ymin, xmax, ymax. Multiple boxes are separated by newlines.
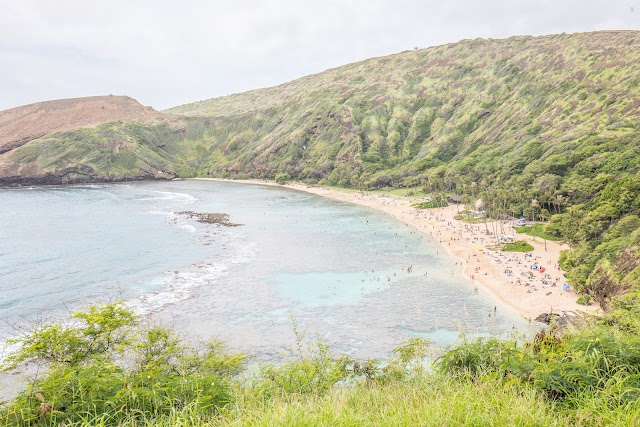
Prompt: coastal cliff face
<box><xmin>0</xmin><ymin>96</ymin><xmax>179</xmax><ymax>185</ymax></box>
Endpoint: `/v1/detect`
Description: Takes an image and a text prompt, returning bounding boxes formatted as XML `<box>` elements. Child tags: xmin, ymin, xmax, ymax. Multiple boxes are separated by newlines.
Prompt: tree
<box><xmin>275</xmin><ymin>172</ymin><xmax>292</xmax><ymax>184</ymax></box>
<box><xmin>552</xmin><ymin>194</ymin><xmax>566</xmax><ymax>214</ymax></box>
<box><xmin>476</xmin><ymin>198</ymin><xmax>489</xmax><ymax>234</ymax></box>
<box><xmin>530</xmin><ymin>199</ymin><xmax>540</xmax><ymax>240</ymax></box>
<box><xmin>3</xmin><ymin>302</ymin><xmax>136</xmax><ymax>368</ymax></box>
<box><xmin>2</xmin><ymin>303</ymin><xmax>246</xmax><ymax>425</ymax></box>
<box><xmin>539</xmin><ymin>208</ymin><xmax>550</xmax><ymax>251</ymax></box>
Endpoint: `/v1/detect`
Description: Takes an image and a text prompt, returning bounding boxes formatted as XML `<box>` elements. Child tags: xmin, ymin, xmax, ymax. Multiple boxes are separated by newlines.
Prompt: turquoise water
<box><xmin>0</xmin><ymin>180</ymin><xmax>537</xmax><ymax>360</ymax></box>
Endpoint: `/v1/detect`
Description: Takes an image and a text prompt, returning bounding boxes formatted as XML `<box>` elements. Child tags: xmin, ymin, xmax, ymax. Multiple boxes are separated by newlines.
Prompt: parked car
<box><xmin>515</xmin><ymin>219</ymin><xmax>526</xmax><ymax>226</ymax></box>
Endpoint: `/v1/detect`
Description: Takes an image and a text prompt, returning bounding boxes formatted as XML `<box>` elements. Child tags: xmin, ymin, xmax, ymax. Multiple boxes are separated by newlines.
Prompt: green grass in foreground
<box><xmin>4</xmin><ymin>375</ymin><xmax>631</xmax><ymax>427</ymax></box>
<box><xmin>216</xmin><ymin>376</ymin><xmax>579</xmax><ymax>427</ymax></box>
<box><xmin>503</xmin><ymin>240</ymin><xmax>536</xmax><ymax>252</ymax></box>
<box><xmin>515</xmin><ymin>224</ymin><xmax>562</xmax><ymax>241</ymax></box>
<box><xmin>3</xmin><ymin>301</ymin><xmax>640</xmax><ymax>426</ymax></box>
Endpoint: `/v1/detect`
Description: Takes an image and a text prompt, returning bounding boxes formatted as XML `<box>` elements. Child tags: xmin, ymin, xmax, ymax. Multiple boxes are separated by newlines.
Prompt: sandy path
<box><xmin>193</xmin><ymin>178</ymin><xmax>596</xmax><ymax>319</ymax></box>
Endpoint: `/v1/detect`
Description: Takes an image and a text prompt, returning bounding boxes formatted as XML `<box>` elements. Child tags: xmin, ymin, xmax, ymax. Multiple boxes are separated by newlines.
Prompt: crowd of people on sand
<box><xmin>206</xmin><ymin>181</ymin><xmax>578</xmax><ymax>315</ymax></box>
<box><xmin>273</xmin><ymin>184</ymin><xmax>581</xmax><ymax>316</ymax></box>
<box><xmin>420</xmin><ymin>206</ymin><xmax>570</xmax><ymax>294</ymax></box>
<box><xmin>341</xmin><ymin>191</ymin><xmax>574</xmax><ymax>297</ymax></box>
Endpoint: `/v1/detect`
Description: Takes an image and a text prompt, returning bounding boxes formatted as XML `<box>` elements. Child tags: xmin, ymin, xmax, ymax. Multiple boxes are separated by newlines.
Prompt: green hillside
<box><xmin>166</xmin><ymin>31</ymin><xmax>640</xmax><ymax>189</ymax></box>
<box><xmin>0</xmin><ymin>121</ymin><xmax>183</xmax><ymax>184</ymax></box>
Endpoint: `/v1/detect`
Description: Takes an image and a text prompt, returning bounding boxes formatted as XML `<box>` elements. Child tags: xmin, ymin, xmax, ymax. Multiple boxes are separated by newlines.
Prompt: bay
<box><xmin>0</xmin><ymin>180</ymin><xmax>537</xmax><ymax>362</ymax></box>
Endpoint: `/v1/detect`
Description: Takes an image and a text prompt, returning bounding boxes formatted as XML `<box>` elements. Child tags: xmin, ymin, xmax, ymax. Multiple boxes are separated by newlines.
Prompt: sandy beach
<box><xmin>196</xmin><ymin>178</ymin><xmax>597</xmax><ymax>319</ymax></box>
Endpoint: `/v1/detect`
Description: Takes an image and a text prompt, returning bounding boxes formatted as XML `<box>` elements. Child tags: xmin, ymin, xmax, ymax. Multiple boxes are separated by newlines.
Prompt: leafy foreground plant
<box><xmin>436</xmin><ymin>322</ymin><xmax>640</xmax><ymax>416</ymax></box>
<box><xmin>0</xmin><ymin>303</ymin><xmax>246</xmax><ymax>426</ymax></box>
<box><xmin>3</xmin><ymin>303</ymin><xmax>640</xmax><ymax>426</ymax></box>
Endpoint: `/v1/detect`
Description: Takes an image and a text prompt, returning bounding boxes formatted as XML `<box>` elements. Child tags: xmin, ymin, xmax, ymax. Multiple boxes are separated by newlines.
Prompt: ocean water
<box><xmin>0</xmin><ymin>180</ymin><xmax>537</xmax><ymax>361</ymax></box>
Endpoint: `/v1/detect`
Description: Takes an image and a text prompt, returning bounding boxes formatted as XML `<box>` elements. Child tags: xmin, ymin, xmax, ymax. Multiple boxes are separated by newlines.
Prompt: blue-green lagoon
<box><xmin>0</xmin><ymin>180</ymin><xmax>536</xmax><ymax>362</ymax></box>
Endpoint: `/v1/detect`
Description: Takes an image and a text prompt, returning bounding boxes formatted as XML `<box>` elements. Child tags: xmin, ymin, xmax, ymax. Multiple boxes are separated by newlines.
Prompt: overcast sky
<box><xmin>1</xmin><ymin>0</ymin><xmax>639</xmax><ymax>111</ymax></box>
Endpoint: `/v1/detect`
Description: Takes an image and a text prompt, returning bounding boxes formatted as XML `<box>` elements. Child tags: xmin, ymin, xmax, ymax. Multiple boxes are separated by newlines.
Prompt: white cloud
<box><xmin>0</xmin><ymin>0</ymin><xmax>639</xmax><ymax>110</ymax></box>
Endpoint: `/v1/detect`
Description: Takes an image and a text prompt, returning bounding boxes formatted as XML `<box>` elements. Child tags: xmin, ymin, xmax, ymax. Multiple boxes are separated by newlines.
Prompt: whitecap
<box><xmin>136</xmin><ymin>190</ymin><xmax>198</xmax><ymax>203</ymax></box>
<box><xmin>145</xmin><ymin>210</ymin><xmax>175</xmax><ymax>217</ymax></box>
<box><xmin>177</xmin><ymin>224</ymin><xmax>197</xmax><ymax>233</ymax></box>
<box><xmin>127</xmin><ymin>263</ymin><xmax>228</xmax><ymax>317</ymax></box>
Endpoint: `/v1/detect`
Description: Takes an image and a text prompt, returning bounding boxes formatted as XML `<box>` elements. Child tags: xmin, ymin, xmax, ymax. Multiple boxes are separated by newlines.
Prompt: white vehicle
<box><xmin>515</xmin><ymin>219</ymin><xmax>526</xmax><ymax>227</ymax></box>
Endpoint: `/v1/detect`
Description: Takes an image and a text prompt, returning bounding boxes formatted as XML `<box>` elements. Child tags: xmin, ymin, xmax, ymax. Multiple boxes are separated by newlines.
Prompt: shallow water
<box><xmin>0</xmin><ymin>180</ymin><xmax>538</xmax><ymax>362</ymax></box>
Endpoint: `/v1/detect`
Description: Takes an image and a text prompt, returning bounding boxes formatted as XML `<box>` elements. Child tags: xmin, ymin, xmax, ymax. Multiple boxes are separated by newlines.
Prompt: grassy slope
<box><xmin>166</xmin><ymin>31</ymin><xmax>640</xmax><ymax>188</ymax></box>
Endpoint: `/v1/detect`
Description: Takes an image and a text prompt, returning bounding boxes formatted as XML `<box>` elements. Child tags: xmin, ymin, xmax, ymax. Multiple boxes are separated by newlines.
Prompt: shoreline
<box><xmin>194</xmin><ymin>178</ymin><xmax>596</xmax><ymax>319</ymax></box>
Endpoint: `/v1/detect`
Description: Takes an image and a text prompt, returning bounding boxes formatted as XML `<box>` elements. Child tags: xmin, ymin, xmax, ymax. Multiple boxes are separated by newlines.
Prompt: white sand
<box><xmin>194</xmin><ymin>178</ymin><xmax>597</xmax><ymax>319</ymax></box>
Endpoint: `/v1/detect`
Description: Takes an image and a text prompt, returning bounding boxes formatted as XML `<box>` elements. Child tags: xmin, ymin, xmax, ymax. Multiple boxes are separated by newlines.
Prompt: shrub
<box><xmin>253</xmin><ymin>337</ymin><xmax>351</xmax><ymax>399</ymax></box>
<box><xmin>411</xmin><ymin>199</ymin><xmax>448</xmax><ymax>209</ymax></box>
<box><xmin>435</xmin><ymin>337</ymin><xmax>525</xmax><ymax>379</ymax></box>
<box><xmin>503</xmin><ymin>240</ymin><xmax>535</xmax><ymax>252</ymax></box>
<box><xmin>1</xmin><ymin>303</ymin><xmax>246</xmax><ymax>426</ymax></box>
<box><xmin>381</xmin><ymin>338</ymin><xmax>430</xmax><ymax>381</ymax></box>
<box><xmin>576</xmin><ymin>294</ymin><xmax>592</xmax><ymax>305</ymax></box>
<box><xmin>275</xmin><ymin>172</ymin><xmax>291</xmax><ymax>184</ymax></box>
<box><xmin>436</xmin><ymin>320</ymin><xmax>640</xmax><ymax>407</ymax></box>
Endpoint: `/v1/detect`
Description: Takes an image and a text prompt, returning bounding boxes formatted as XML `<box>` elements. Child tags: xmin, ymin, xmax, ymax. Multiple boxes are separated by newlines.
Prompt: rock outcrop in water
<box><xmin>177</xmin><ymin>211</ymin><xmax>242</xmax><ymax>227</ymax></box>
